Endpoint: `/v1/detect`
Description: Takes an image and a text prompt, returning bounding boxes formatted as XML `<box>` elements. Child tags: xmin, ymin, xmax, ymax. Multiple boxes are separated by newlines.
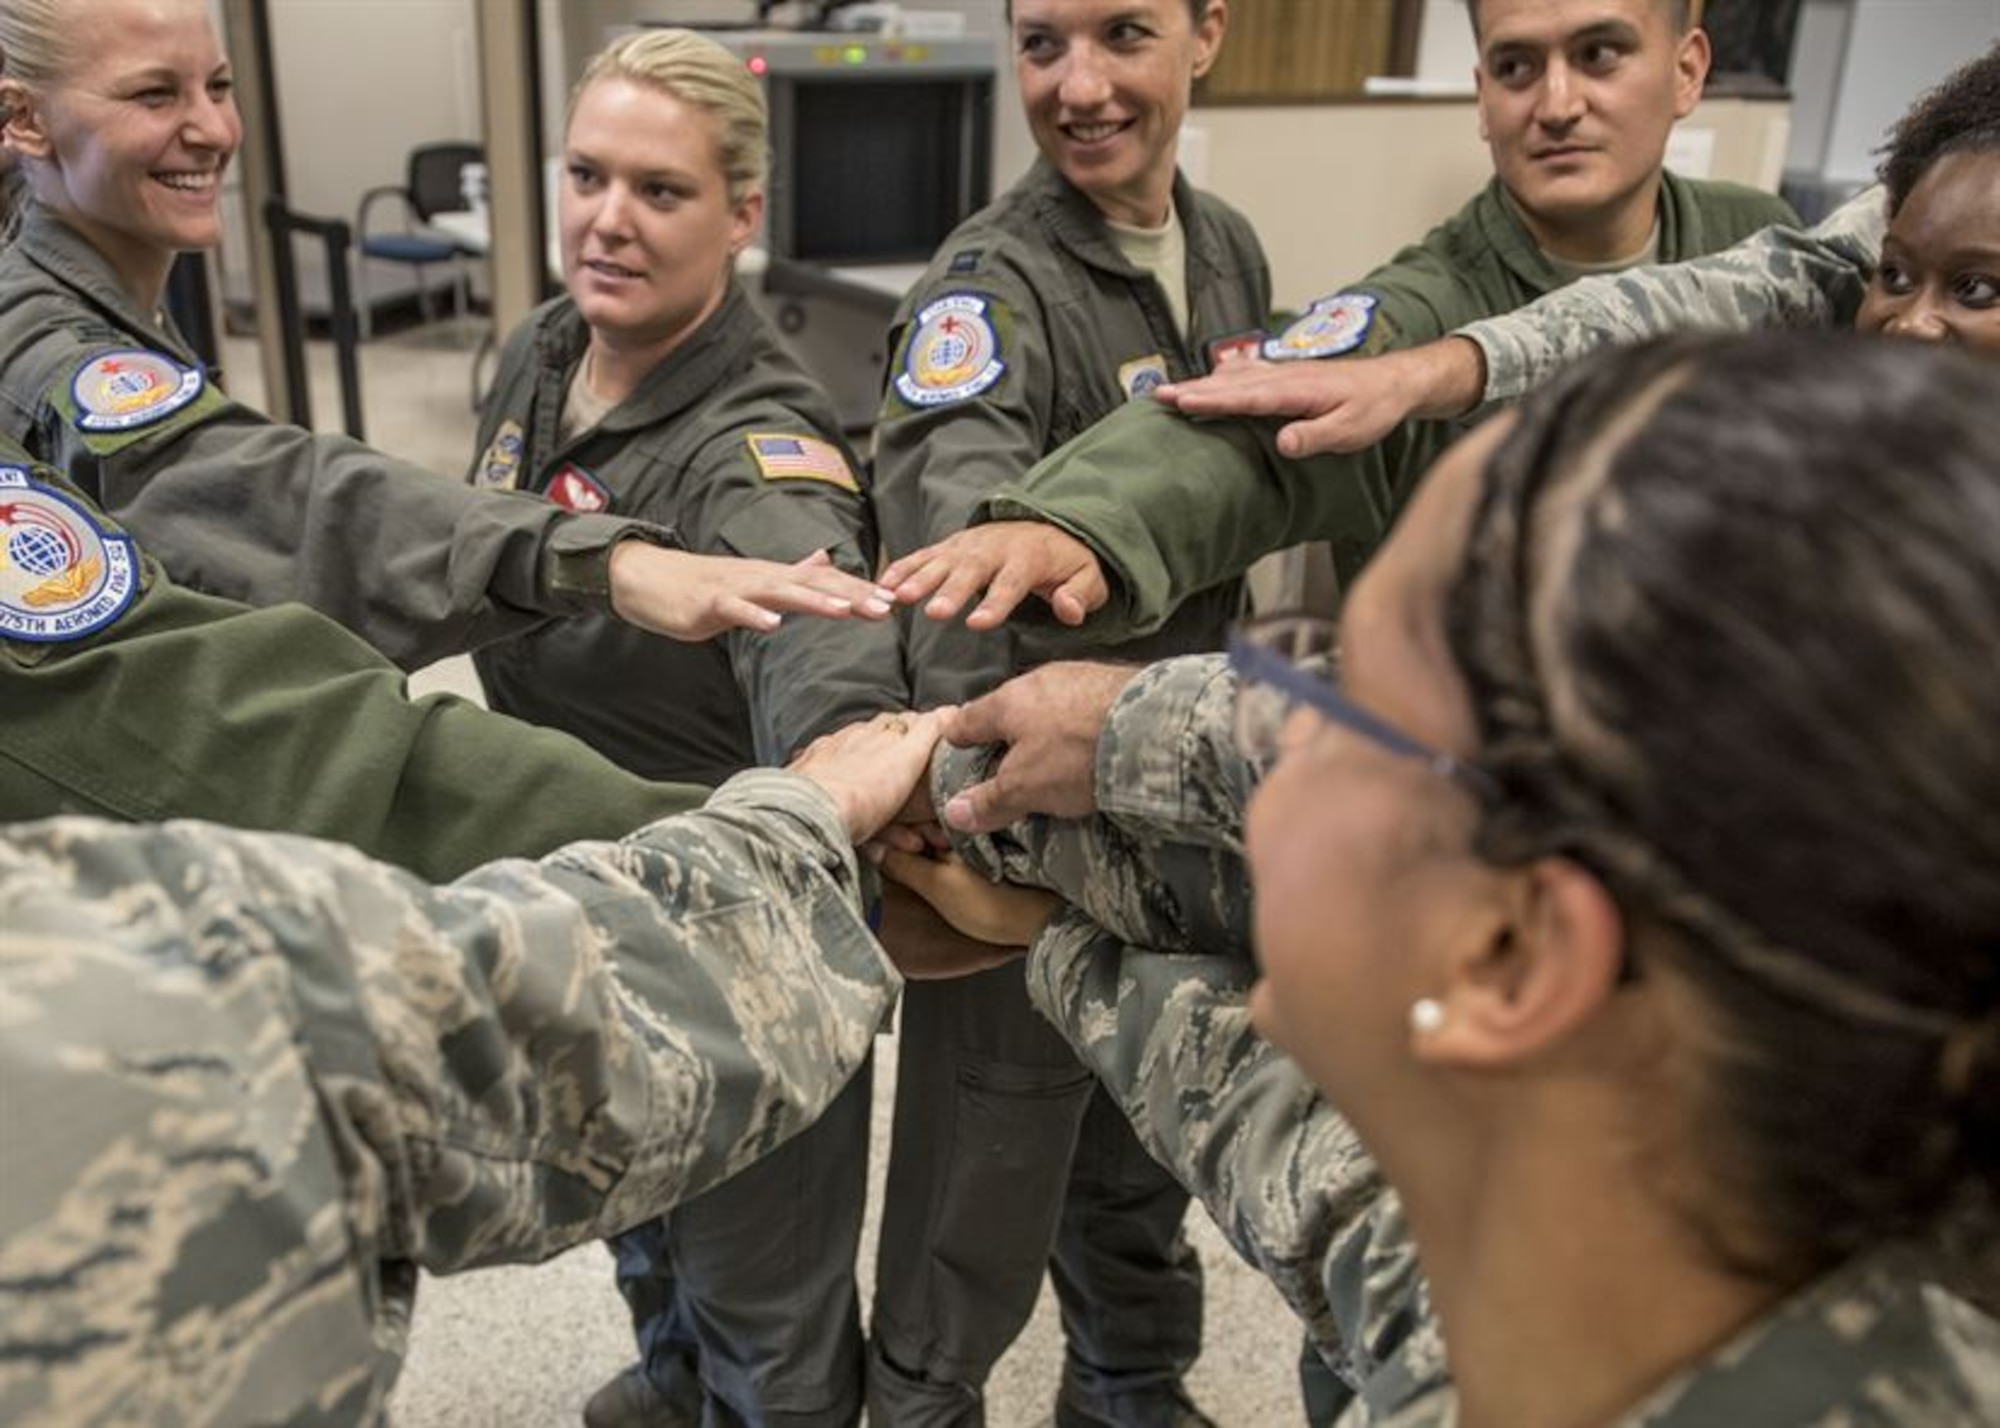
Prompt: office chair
<box><xmin>354</xmin><ymin>141</ymin><xmax>484</xmax><ymax>339</ymax></box>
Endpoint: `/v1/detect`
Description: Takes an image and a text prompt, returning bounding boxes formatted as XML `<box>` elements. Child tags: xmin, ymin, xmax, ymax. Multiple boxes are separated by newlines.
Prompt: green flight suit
<box><xmin>866</xmin><ymin>157</ymin><xmax>1271</xmax><ymax>1427</ymax></box>
<box><xmin>0</xmin><ymin>438</ymin><xmax>702</xmax><ymax>883</ymax></box>
<box><xmin>977</xmin><ymin>173</ymin><xmax>1798</xmax><ymax>642</ymax></box>
<box><xmin>469</xmin><ymin>284</ymin><xmax>905</xmax><ymax>1423</ymax></box>
<box><xmin>0</xmin><ymin>206</ymin><xmax>667</xmax><ymax>671</ymax></box>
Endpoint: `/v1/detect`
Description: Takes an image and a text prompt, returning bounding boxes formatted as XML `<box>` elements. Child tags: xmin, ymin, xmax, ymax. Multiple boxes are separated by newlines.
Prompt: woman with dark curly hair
<box><xmin>913</xmin><ymin>329</ymin><xmax>2000</xmax><ymax>1425</ymax></box>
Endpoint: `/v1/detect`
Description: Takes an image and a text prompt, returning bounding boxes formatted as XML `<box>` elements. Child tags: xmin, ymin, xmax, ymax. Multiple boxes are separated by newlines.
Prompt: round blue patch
<box><xmin>1263</xmin><ymin>294</ymin><xmax>1377</xmax><ymax>362</ymax></box>
<box><xmin>895</xmin><ymin>294</ymin><xmax>1006</xmax><ymax>408</ymax></box>
<box><xmin>70</xmin><ymin>349</ymin><xmax>205</xmax><ymax>432</ymax></box>
<box><xmin>0</xmin><ymin>467</ymin><xmax>140</xmax><ymax>642</ymax></box>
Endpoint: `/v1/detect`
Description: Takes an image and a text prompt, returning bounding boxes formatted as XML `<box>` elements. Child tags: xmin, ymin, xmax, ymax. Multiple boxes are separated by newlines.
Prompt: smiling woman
<box><xmin>0</xmin><ymin>0</ymin><xmax>892</xmax><ymax>681</ymax></box>
<box><xmin>0</xmin><ymin>0</ymin><xmax>236</xmax><ymax>308</ymax></box>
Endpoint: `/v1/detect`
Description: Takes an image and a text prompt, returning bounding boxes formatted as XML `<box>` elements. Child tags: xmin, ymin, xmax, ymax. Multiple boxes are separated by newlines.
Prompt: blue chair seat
<box><xmin>361</xmin><ymin>233</ymin><xmax>462</xmax><ymax>264</ymax></box>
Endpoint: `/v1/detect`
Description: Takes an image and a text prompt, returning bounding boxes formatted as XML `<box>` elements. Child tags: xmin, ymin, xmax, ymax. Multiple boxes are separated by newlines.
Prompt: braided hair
<box><xmin>1444</xmin><ymin>331</ymin><xmax>2000</xmax><ymax>1288</ymax></box>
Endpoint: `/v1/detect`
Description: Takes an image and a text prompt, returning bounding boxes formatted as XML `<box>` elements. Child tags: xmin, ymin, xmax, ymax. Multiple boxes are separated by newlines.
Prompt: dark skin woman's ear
<box><xmin>1418</xmin><ymin>857</ymin><xmax>1626</xmax><ymax>1067</ymax></box>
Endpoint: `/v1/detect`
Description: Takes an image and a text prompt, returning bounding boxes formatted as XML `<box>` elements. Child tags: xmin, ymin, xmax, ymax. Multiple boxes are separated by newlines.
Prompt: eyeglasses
<box><xmin>1227</xmin><ymin>614</ymin><xmax>1500</xmax><ymax>804</ymax></box>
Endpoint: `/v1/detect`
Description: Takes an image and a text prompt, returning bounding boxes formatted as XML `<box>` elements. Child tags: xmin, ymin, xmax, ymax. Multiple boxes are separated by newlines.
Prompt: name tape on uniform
<box><xmin>0</xmin><ymin>466</ymin><xmax>139</xmax><ymax>642</ymax></box>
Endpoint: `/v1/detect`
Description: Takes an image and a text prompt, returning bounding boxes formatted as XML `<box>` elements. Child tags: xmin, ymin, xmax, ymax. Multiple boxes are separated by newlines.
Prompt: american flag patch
<box><xmin>746</xmin><ymin>433</ymin><xmax>857</xmax><ymax>491</ymax></box>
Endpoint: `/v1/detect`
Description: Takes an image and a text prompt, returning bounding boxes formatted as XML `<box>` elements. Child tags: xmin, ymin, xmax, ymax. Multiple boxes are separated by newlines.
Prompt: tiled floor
<box><xmin>223</xmin><ymin>320</ymin><xmax>1302</xmax><ymax>1426</ymax></box>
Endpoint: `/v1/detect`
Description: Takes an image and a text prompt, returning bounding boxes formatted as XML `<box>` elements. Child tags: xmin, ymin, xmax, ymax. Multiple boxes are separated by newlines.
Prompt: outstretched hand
<box><xmin>789</xmin><ymin>708</ymin><xmax>952</xmax><ymax>843</ymax></box>
<box><xmin>610</xmin><ymin>544</ymin><xmax>895</xmax><ymax>641</ymax></box>
<box><xmin>879</xmin><ymin>522</ymin><xmax>1108</xmax><ymax>630</ymax></box>
<box><xmin>939</xmin><ymin>661</ymin><xmax>1137</xmax><ymax>834</ymax></box>
<box><xmin>1153</xmin><ymin>338</ymin><xmax>1486</xmax><ymax>458</ymax></box>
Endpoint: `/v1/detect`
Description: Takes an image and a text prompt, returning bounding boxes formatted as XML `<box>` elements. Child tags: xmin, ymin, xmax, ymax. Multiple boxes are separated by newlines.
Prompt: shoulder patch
<box><xmin>746</xmin><ymin>434</ymin><xmax>859</xmax><ymax>491</ymax></box>
<box><xmin>69</xmin><ymin>349</ymin><xmax>205</xmax><ymax>432</ymax></box>
<box><xmin>546</xmin><ymin>463</ymin><xmax>612</xmax><ymax>513</ymax></box>
<box><xmin>947</xmin><ymin>248</ymin><xmax>984</xmax><ymax>274</ymax></box>
<box><xmin>1118</xmin><ymin>353</ymin><xmax>1170</xmax><ymax>401</ymax></box>
<box><xmin>1263</xmin><ymin>294</ymin><xmax>1377</xmax><ymax>361</ymax></box>
<box><xmin>476</xmin><ymin>420</ymin><xmax>526</xmax><ymax>490</ymax></box>
<box><xmin>0</xmin><ymin>465</ymin><xmax>140</xmax><ymax>642</ymax></box>
<box><xmin>894</xmin><ymin>294</ymin><xmax>1007</xmax><ymax>408</ymax></box>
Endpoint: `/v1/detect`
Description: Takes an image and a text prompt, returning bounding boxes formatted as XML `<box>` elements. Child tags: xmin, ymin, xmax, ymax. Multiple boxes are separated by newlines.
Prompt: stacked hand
<box><xmin>611</xmin><ymin>544</ymin><xmax>896</xmax><ymax>641</ymax></box>
<box><xmin>1152</xmin><ymin>337</ymin><xmax>1486</xmax><ymax>458</ymax></box>
<box><xmin>879</xmin><ymin>522</ymin><xmax>1107</xmax><ymax>630</ymax></box>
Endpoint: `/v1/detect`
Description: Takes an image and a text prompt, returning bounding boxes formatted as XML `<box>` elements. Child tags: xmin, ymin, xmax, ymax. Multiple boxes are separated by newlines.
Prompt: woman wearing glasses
<box><xmin>907</xmin><ymin>330</ymin><xmax>2000</xmax><ymax>1424</ymax></box>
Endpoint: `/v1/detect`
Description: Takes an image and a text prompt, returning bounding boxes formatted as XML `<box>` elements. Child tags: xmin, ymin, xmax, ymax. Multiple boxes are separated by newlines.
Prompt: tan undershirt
<box><xmin>1106</xmin><ymin>207</ymin><xmax>1190</xmax><ymax>340</ymax></box>
<box><xmin>560</xmin><ymin>348</ymin><xmax>618</xmax><ymax>444</ymax></box>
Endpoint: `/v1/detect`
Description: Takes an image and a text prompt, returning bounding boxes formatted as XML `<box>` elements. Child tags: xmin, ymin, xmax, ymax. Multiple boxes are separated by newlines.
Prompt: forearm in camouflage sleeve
<box><xmin>930</xmin><ymin>657</ymin><xmax>1254</xmax><ymax>953</ymax></box>
<box><xmin>339</xmin><ymin>767</ymin><xmax>894</xmax><ymax>1269</ymax></box>
<box><xmin>0</xmin><ymin>771</ymin><xmax>894</xmax><ymax>1425</ymax></box>
<box><xmin>1023</xmin><ymin>910</ymin><xmax>1439</xmax><ymax>1402</ymax></box>
<box><xmin>1462</xmin><ymin>187</ymin><xmax>1889</xmax><ymax>405</ymax></box>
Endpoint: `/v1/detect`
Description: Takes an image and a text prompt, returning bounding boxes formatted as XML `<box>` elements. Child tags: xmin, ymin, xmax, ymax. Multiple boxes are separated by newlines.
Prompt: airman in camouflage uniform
<box><xmin>926</xmin><ymin>653</ymin><xmax>2000</xmax><ymax>1427</ymax></box>
<box><xmin>0</xmin><ymin>766</ymin><xmax>897</xmax><ymax>1428</ymax></box>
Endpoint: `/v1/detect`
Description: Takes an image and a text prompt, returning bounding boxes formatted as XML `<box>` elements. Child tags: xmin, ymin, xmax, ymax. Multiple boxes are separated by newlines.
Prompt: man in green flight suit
<box><xmin>882</xmin><ymin>0</ymin><xmax>1797</xmax><ymax>642</ymax></box>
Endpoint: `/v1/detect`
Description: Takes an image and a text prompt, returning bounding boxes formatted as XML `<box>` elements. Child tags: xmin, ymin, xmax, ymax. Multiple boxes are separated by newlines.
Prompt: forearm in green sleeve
<box><xmin>90</xmin><ymin>409</ymin><xmax>665</xmax><ymax>670</ymax></box>
<box><xmin>1462</xmin><ymin>187</ymin><xmax>1888</xmax><ymax>406</ymax></box>
<box><xmin>1024</xmin><ymin>910</ymin><xmax>1428</xmax><ymax>1387</ymax></box>
<box><xmin>982</xmin><ymin>400</ymin><xmax>1391</xmax><ymax>643</ymax></box>
<box><xmin>0</xmin><ymin>579</ymin><xmax>704</xmax><ymax>882</ymax></box>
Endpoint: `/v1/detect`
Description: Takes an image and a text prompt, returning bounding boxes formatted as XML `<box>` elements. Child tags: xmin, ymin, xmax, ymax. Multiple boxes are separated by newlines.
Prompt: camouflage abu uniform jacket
<box><xmin>966</xmin><ymin>172</ymin><xmax>1795</xmax><ymax>639</ymax></box>
<box><xmin>0</xmin><ymin>206</ymin><xmax>668</xmax><ymax>670</ymax></box>
<box><xmin>0</xmin><ymin>771</ymin><xmax>897</xmax><ymax>1427</ymax></box>
<box><xmin>0</xmin><ymin>438</ymin><xmax>703</xmax><ymax>883</ymax></box>
<box><xmin>469</xmin><ymin>282</ymin><xmax>905</xmax><ymax>785</ymax></box>
<box><xmin>871</xmin><ymin>157</ymin><xmax>1271</xmax><ymax>705</ymax></box>
<box><xmin>1461</xmin><ymin>186</ymin><xmax>1888</xmax><ymax>405</ymax></box>
<box><xmin>930</xmin><ymin>654</ymin><xmax>2000</xmax><ymax>1426</ymax></box>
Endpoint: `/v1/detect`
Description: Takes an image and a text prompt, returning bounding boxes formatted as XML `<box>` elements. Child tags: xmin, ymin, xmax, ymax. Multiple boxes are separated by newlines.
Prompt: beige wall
<box><xmin>1191</xmin><ymin>96</ymin><xmax>1792</xmax><ymax>312</ymax></box>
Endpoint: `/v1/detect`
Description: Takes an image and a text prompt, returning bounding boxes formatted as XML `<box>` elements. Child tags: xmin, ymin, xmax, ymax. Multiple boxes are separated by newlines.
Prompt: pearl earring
<box><xmin>1409</xmin><ymin>998</ymin><xmax>1446</xmax><ymax>1036</ymax></box>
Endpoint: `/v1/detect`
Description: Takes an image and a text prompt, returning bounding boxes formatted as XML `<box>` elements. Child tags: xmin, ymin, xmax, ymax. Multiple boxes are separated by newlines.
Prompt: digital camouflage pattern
<box><xmin>933</xmin><ymin>652</ymin><xmax>2000</xmax><ymax>1425</ymax></box>
<box><xmin>1461</xmin><ymin>187</ymin><xmax>1888</xmax><ymax>406</ymax></box>
<box><xmin>0</xmin><ymin>769</ymin><xmax>897</xmax><ymax>1426</ymax></box>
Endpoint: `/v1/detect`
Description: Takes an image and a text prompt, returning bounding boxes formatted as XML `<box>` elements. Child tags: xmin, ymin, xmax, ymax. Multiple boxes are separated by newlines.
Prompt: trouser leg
<box><xmin>1298</xmin><ymin>1334</ymin><xmax>1354</xmax><ymax>1428</ymax></box>
<box><xmin>1048</xmin><ymin>1083</ymin><xmax>1204</xmax><ymax>1403</ymax></box>
<box><xmin>868</xmin><ymin>964</ymin><xmax>1097</xmax><ymax>1428</ymax></box>
<box><xmin>613</xmin><ymin>1054</ymin><xmax>873</xmax><ymax>1427</ymax></box>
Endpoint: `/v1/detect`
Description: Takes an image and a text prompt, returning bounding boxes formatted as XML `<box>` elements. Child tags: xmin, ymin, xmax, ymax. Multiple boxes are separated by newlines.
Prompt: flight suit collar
<box><xmin>12</xmin><ymin>206</ymin><xmax>199</xmax><ymax>366</ymax></box>
<box><xmin>1025</xmin><ymin>158</ymin><xmax>1229</xmax><ymax>288</ymax></box>
<box><xmin>1472</xmin><ymin>169</ymin><xmax>1703</xmax><ymax>301</ymax></box>
<box><xmin>528</xmin><ymin>279</ymin><xmax>758</xmax><ymax>447</ymax></box>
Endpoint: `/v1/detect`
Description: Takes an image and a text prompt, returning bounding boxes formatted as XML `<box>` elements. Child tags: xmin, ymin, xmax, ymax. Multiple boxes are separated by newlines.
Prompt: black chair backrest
<box><xmin>407</xmin><ymin>142</ymin><xmax>484</xmax><ymax>222</ymax></box>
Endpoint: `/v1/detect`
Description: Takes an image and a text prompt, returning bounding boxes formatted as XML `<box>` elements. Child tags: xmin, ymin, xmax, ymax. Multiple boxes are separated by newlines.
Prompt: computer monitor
<box><xmin>691</xmin><ymin>31</ymin><xmax>997</xmax><ymax>267</ymax></box>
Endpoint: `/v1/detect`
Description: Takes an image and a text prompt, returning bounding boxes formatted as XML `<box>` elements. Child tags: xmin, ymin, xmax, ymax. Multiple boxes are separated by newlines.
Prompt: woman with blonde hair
<box><xmin>467</xmin><ymin>27</ymin><xmax>907</xmax><ymax>1428</ymax></box>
